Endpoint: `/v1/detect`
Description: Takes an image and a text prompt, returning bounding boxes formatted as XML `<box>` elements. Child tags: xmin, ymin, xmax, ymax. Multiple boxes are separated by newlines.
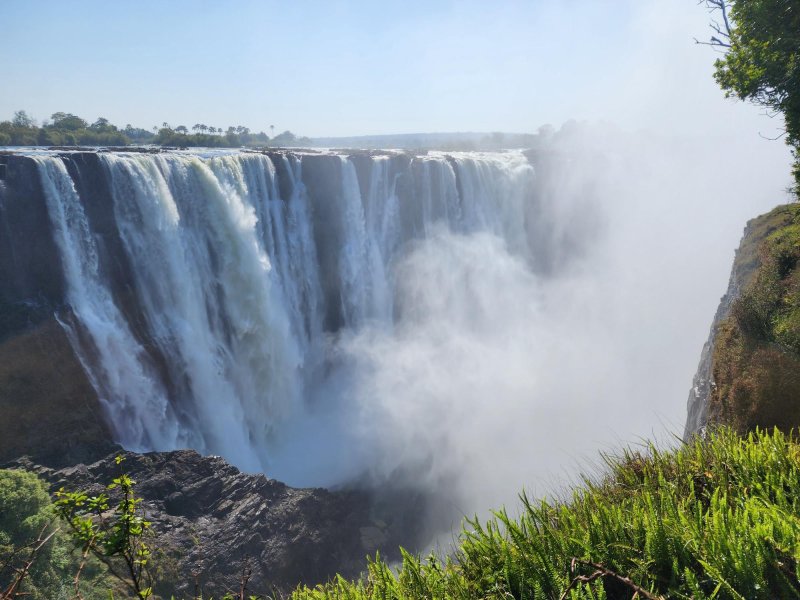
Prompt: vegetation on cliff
<box><xmin>709</xmin><ymin>204</ymin><xmax>800</xmax><ymax>431</ymax></box>
<box><xmin>291</xmin><ymin>428</ymin><xmax>800</xmax><ymax>600</ymax></box>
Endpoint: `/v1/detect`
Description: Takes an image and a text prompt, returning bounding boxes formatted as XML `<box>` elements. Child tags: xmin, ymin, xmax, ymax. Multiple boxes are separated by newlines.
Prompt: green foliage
<box><xmin>11</xmin><ymin>111</ymin><xmax>34</xmax><ymax>129</ymax></box>
<box><xmin>8</xmin><ymin>433</ymin><xmax>800</xmax><ymax>599</ymax></box>
<box><xmin>50</xmin><ymin>112</ymin><xmax>88</xmax><ymax>131</ymax></box>
<box><xmin>713</xmin><ymin>0</ymin><xmax>800</xmax><ymax>194</ymax></box>
<box><xmin>711</xmin><ymin>204</ymin><xmax>800</xmax><ymax>431</ymax></box>
<box><xmin>0</xmin><ymin>470</ymin><xmax>52</xmax><ymax>545</ymax></box>
<box><xmin>55</xmin><ymin>456</ymin><xmax>154</xmax><ymax>599</ymax></box>
<box><xmin>0</xmin><ymin>469</ymin><xmax>110</xmax><ymax>600</ymax></box>
<box><xmin>291</xmin><ymin>428</ymin><xmax>800</xmax><ymax>600</ymax></box>
<box><xmin>0</xmin><ymin>111</ymin><xmax>297</xmax><ymax>149</ymax></box>
<box><xmin>153</xmin><ymin>124</ymin><xmax>274</xmax><ymax>148</ymax></box>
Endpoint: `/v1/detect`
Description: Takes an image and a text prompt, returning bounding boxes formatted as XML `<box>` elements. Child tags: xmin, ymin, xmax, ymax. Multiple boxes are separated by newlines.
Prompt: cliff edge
<box><xmin>685</xmin><ymin>203</ymin><xmax>800</xmax><ymax>436</ymax></box>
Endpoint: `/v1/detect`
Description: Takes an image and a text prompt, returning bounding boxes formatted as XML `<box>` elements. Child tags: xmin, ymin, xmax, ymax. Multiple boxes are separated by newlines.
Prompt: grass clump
<box><xmin>291</xmin><ymin>428</ymin><xmax>800</xmax><ymax>600</ymax></box>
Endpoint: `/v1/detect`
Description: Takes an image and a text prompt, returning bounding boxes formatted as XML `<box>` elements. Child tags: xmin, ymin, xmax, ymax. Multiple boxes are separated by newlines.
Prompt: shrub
<box><xmin>0</xmin><ymin>469</ymin><xmax>109</xmax><ymax>599</ymax></box>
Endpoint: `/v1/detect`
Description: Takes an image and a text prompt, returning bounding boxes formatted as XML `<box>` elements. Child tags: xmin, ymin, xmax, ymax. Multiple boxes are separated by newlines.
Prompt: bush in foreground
<box><xmin>0</xmin><ymin>469</ymin><xmax>110</xmax><ymax>599</ymax></box>
<box><xmin>292</xmin><ymin>428</ymin><xmax>800</xmax><ymax>600</ymax></box>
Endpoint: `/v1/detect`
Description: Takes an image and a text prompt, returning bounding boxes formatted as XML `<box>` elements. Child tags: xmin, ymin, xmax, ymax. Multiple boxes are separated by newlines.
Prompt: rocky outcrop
<box><xmin>684</xmin><ymin>205</ymin><xmax>797</xmax><ymax>438</ymax></box>
<box><xmin>10</xmin><ymin>449</ymin><xmax>408</xmax><ymax>597</ymax></box>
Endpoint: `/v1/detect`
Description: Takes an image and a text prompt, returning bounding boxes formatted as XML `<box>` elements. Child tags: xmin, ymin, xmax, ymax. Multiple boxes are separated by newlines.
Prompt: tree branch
<box><xmin>559</xmin><ymin>558</ymin><xmax>665</xmax><ymax>600</ymax></box>
<box><xmin>1</xmin><ymin>525</ymin><xmax>59</xmax><ymax>600</ymax></box>
<box><xmin>696</xmin><ymin>0</ymin><xmax>733</xmax><ymax>49</ymax></box>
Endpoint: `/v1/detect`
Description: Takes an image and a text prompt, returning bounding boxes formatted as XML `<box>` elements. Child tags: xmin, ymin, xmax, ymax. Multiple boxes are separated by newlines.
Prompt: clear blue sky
<box><xmin>0</xmin><ymin>0</ymin><xmax>786</xmax><ymax>139</ymax></box>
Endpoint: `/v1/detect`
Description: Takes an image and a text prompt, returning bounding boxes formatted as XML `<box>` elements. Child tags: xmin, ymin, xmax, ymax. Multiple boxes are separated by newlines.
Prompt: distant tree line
<box><xmin>153</xmin><ymin>122</ymin><xmax>309</xmax><ymax>148</ymax></box>
<box><xmin>0</xmin><ymin>111</ymin><xmax>129</xmax><ymax>147</ymax></box>
<box><xmin>0</xmin><ymin>111</ymin><xmax>308</xmax><ymax>149</ymax></box>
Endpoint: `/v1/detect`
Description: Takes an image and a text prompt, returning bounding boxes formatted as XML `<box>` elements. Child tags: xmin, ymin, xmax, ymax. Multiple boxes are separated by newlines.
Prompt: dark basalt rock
<box><xmin>298</xmin><ymin>154</ymin><xmax>348</xmax><ymax>332</ymax></box>
<box><xmin>0</xmin><ymin>316</ymin><xmax>116</xmax><ymax>467</ymax></box>
<box><xmin>10</xmin><ymin>449</ymin><xmax>406</xmax><ymax>597</ymax></box>
<box><xmin>0</xmin><ymin>155</ymin><xmax>65</xmax><ymax>341</ymax></box>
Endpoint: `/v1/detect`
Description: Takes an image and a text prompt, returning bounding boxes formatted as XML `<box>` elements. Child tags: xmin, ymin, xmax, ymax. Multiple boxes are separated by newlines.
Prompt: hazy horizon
<box><xmin>0</xmin><ymin>0</ymin><xmax>790</xmax><ymax>144</ymax></box>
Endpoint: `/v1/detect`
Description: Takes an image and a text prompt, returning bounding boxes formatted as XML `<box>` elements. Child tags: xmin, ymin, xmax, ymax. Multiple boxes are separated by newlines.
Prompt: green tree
<box><xmin>705</xmin><ymin>0</ymin><xmax>800</xmax><ymax>192</ymax></box>
<box><xmin>11</xmin><ymin>111</ymin><xmax>34</xmax><ymax>128</ymax></box>
<box><xmin>270</xmin><ymin>130</ymin><xmax>297</xmax><ymax>146</ymax></box>
<box><xmin>50</xmin><ymin>113</ymin><xmax>88</xmax><ymax>131</ymax></box>
<box><xmin>0</xmin><ymin>470</ymin><xmax>109</xmax><ymax>599</ymax></box>
<box><xmin>90</xmin><ymin>117</ymin><xmax>114</xmax><ymax>132</ymax></box>
<box><xmin>36</xmin><ymin>128</ymin><xmax>55</xmax><ymax>146</ymax></box>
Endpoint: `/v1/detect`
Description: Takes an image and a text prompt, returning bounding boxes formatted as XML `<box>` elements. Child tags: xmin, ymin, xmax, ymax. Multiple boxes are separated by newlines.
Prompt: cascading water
<box><xmin>33</xmin><ymin>156</ymin><xmax>180</xmax><ymax>451</ymax></box>
<box><xmin>30</xmin><ymin>149</ymin><xmax>539</xmax><ymax>481</ymax></box>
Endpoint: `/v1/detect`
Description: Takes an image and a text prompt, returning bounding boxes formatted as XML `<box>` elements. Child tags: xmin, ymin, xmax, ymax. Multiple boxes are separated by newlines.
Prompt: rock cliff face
<box><xmin>0</xmin><ymin>153</ymin><xmax>115</xmax><ymax>466</ymax></box>
<box><xmin>0</xmin><ymin>316</ymin><xmax>115</xmax><ymax>466</ymax></box>
<box><xmin>684</xmin><ymin>204</ymin><xmax>799</xmax><ymax>437</ymax></box>
<box><xmin>9</xmin><ymin>449</ymin><xmax>410</xmax><ymax>596</ymax></box>
<box><xmin>0</xmin><ymin>154</ymin><xmax>65</xmax><ymax>327</ymax></box>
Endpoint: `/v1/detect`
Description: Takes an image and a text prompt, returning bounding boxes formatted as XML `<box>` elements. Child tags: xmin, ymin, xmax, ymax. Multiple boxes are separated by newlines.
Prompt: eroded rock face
<box><xmin>0</xmin><ymin>154</ymin><xmax>115</xmax><ymax>467</ymax></box>
<box><xmin>12</xmin><ymin>449</ymin><xmax>406</xmax><ymax>597</ymax></box>
<box><xmin>684</xmin><ymin>205</ymin><xmax>795</xmax><ymax>438</ymax></box>
<box><xmin>0</xmin><ymin>316</ymin><xmax>115</xmax><ymax>467</ymax></box>
<box><xmin>683</xmin><ymin>249</ymin><xmax>749</xmax><ymax>438</ymax></box>
<box><xmin>0</xmin><ymin>154</ymin><xmax>65</xmax><ymax>336</ymax></box>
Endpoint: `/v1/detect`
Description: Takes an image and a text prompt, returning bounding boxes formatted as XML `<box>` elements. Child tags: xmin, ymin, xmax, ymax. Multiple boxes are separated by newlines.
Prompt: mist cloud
<box><xmin>262</xmin><ymin>123</ymin><xmax>793</xmax><ymax>532</ymax></box>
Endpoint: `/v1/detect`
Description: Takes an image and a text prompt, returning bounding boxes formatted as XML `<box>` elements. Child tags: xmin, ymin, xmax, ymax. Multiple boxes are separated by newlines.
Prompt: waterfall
<box><xmin>33</xmin><ymin>155</ymin><xmax>180</xmax><ymax>452</ymax></box>
<box><xmin>30</xmin><ymin>149</ymin><xmax>538</xmax><ymax>476</ymax></box>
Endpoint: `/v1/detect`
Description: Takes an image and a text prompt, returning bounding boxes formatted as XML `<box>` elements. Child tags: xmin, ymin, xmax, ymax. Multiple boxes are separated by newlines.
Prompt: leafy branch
<box><xmin>55</xmin><ymin>456</ymin><xmax>154</xmax><ymax>599</ymax></box>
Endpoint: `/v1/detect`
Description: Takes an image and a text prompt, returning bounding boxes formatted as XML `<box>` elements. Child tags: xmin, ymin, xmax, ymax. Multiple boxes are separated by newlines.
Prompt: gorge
<box><xmin>1</xmin><ymin>136</ymin><xmax>787</xmax><ymax>491</ymax></box>
<box><xmin>0</xmin><ymin>134</ymin><xmax>790</xmax><ymax>590</ymax></box>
